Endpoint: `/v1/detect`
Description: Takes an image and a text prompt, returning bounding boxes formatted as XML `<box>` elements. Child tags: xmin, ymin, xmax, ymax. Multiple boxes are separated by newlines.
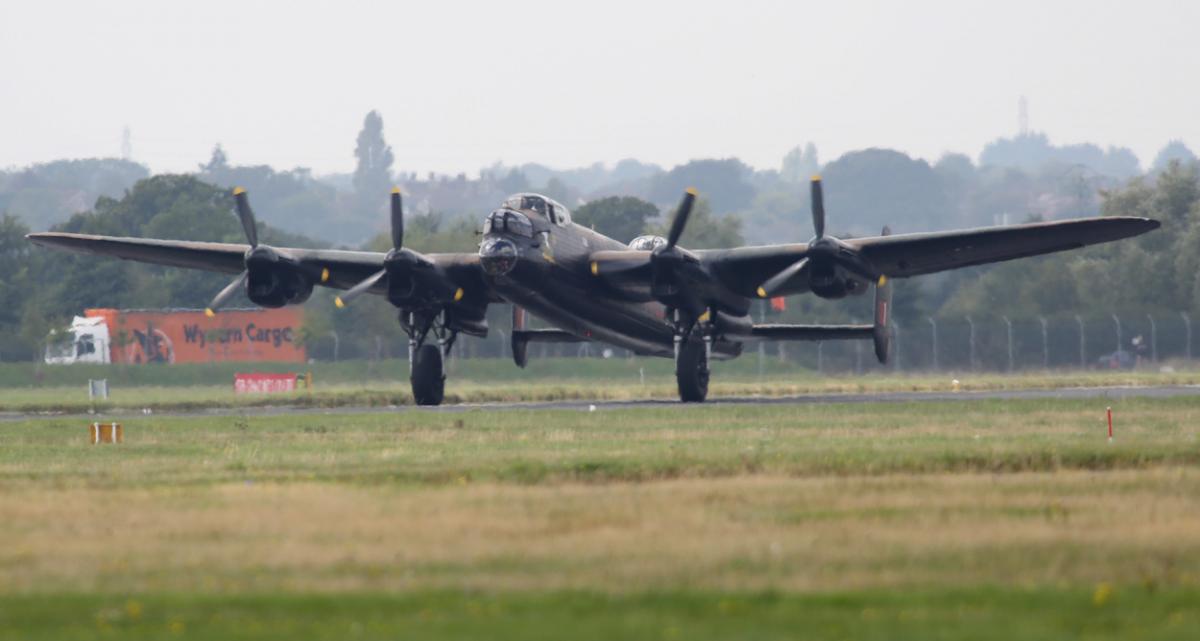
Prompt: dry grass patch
<box><xmin>3</xmin><ymin>470</ymin><xmax>1199</xmax><ymax>594</ymax></box>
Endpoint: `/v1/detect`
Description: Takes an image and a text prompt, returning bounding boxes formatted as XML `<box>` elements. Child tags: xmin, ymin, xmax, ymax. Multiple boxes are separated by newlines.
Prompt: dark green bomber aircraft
<box><xmin>28</xmin><ymin>177</ymin><xmax>1158</xmax><ymax>405</ymax></box>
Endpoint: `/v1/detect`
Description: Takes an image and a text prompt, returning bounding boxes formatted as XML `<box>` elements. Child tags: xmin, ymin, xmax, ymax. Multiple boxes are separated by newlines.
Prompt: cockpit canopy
<box><xmin>502</xmin><ymin>193</ymin><xmax>571</xmax><ymax>227</ymax></box>
<box><xmin>628</xmin><ymin>235</ymin><xmax>668</xmax><ymax>251</ymax></box>
<box><xmin>483</xmin><ymin>209</ymin><xmax>534</xmax><ymax>238</ymax></box>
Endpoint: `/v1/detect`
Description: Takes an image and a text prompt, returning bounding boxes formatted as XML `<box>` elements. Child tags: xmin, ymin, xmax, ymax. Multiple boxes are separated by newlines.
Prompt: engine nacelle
<box><xmin>246</xmin><ymin>266</ymin><xmax>313</xmax><ymax>308</ymax></box>
<box><xmin>809</xmin><ymin>262</ymin><xmax>868</xmax><ymax>300</ymax></box>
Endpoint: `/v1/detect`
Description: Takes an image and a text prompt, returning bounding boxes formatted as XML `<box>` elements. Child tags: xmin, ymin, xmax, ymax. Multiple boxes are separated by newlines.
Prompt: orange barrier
<box><xmin>89</xmin><ymin>422</ymin><xmax>122</xmax><ymax>444</ymax></box>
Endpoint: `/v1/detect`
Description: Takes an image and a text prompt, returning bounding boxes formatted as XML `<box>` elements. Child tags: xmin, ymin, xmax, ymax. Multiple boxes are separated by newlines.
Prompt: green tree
<box><xmin>352</xmin><ymin>110</ymin><xmax>395</xmax><ymax>216</ymax></box>
<box><xmin>780</xmin><ymin>143</ymin><xmax>820</xmax><ymax>183</ymax></box>
<box><xmin>573</xmin><ymin>196</ymin><xmax>658</xmax><ymax>242</ymax></box>
<box><xmin>648</xmin><ymin>198</ymin><xmax>743</xmax><ymax>249</ymax></box>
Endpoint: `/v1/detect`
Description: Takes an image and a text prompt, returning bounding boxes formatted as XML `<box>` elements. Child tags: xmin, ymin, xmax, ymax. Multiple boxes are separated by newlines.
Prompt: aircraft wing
<box><xmin>25</xmin><ymin>232</ymin><xmax>494</xmax><ymax>302</ymax></box>
<box><xmin>698</xmin><ymin>216</ymin><xmax>1158</xmax><ymax>297</ymax></box>
<box><xmin>847</xmin><ymin>216</ymin><xmax>1159</xmax><ymax>278</ymax></box>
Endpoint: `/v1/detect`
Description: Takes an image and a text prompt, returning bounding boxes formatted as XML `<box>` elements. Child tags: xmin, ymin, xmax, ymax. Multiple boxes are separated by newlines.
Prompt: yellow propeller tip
<box><xmin>334</xmin><ymin>297</ymin><xmax>345</xmax><ymax>309</ymax></box>
<box><xmin>391</xmin><ymin>186</ymin><xmax>401</xmax><ymax>194</ymax></box>
<box><xmin>811</xmin><ymin>175</ymin><xmax>821</xmax><ymax>182</ymax></box>
<box><xmin>756</xmin><ymin>286</ymin><xmax>768</xmax><ymax>298</ymax></box>
<box><xmin>320</xmin><ymin>267</ymin><xmax>330</xmax><ymax>283</ymax></box>
<box><xmin>204</xmin><ymin>308</ymin><xmax>215</xmax><ymax>317</ymax></box>
<box><xmin>453</xmin><ymin>288</ymin><xmax>465</xmax><ymax>302</ymax></box>
<box><xmin>590</xmin><ymin>261</ymin><xmax>599</xmax><ymax>276</ymax></box>
<box><xmin>685</xmin><ymin>187</ymin><xmax>698</xmax><ymax>196</ymax></box>
<box><xmin>877</xmin><ymin>275</ymin><xmax>888</xmax><ymax>287</ymax></box>
<box><xmin>233</xmin><ymin>186</ymin><xmax>246</xmax><ymax>195</ymax></box>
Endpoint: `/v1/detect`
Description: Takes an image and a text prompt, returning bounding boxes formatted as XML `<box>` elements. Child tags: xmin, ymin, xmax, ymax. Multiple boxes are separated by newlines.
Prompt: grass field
<box><xmin>2</xmin><ymin>397</ymin><xmax>1200</xmax><ymax>639</ymax></box>
<box><xmin>3</xmin><ymin>358</ymin><xmax>1199</xmax><ymax>412</ymax></box>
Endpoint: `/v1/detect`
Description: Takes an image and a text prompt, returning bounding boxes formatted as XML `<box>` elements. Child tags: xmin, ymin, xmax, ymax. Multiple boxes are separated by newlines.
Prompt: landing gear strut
<box><xmin>403</xmin><ymin>310</ymin><xmax>457</xmax><ymax>406</ymax></box>
<box><xmin>671</xmin><ymin>309</ymin><xmax>712</xmax><ymax>403</ymax></box>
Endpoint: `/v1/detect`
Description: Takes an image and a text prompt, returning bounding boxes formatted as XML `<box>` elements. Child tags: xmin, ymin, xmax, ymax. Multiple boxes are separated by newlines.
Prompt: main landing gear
<box><xmin>402</xmin><ymin>310</ymin><xmax>458</xmax><ymax>406</ymax></box>
<box><xmin>671</xmin><ymin>309</ymin><xmax>713</xmax><ymax>403</ymax></box>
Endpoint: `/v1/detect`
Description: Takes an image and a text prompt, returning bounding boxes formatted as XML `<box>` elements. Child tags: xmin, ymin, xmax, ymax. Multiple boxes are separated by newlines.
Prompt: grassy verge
<box><xmin>2</xmin><ymin>589</ymin><xmax>1197</xmax><ymax>641</ymax></box>
<box><xmin>3</xmin><ymin>364</ymin><xmax>1200</xmax><ymax>413</ymax></box>
<box><xmin>3</xmin><ymin>398</ymin><xmax>1198</xmax><ymax>638</ymax></box>
<box><xmin>4</xmin><ymin>398</ymin><xmax>1200</xmax><ymax>486</ymax></box>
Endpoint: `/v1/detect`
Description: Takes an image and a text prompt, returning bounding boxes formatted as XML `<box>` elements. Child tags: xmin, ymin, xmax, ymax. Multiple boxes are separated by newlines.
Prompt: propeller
<box><xmin>336</xmin><ymin>188</ymin><xmax>404</xmax><ymax>308</ymax></box>
<box><xmin>756</xmin><ymin>176</ymin><xmax>877</xmax><ymax>298</ymax></box>
<box><xmin>335</xmin><ymin>188</ymin><xmax>464</xmax><ymax>309</ymax></box>
<box><xmin>649</xmin><ymin>188</ymin><xmax>698</xmax><ymax>299</ymax></box>
<box><xmin>205</xmin><ymin>187</ymin><xmax>260</xmax><ymax>316</ymax></box>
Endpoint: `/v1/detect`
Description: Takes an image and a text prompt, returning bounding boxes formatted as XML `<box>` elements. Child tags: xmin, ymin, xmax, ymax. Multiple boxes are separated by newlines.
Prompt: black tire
<box><xmin>411</xmin><ymin>343</ymin><xmax>445</xmax><ymax>406</ymax></box>
<box><xmin>675</xmin><ymin>341</ymin><xmax>709</xmax><ymax>403</ymax></box>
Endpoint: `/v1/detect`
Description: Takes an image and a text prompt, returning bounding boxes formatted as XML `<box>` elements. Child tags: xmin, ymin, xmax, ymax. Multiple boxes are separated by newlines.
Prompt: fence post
<box><xmin>1146</xmin><ymin>314</ymin><xmax>1157</xmax><ymax>363</ymax></box>
<box><xmin>855</xmin><ymin>337</ymin><xmax>863</xmax><ymax>375</ymax></box>
<box><xmin>928</xmin><ymin>317</ymin><xmax>938</xmax><ymax>371</ymax></box>
<box><xmin>1182</xmin><ymin>312</ymin><xmax>1192</xmax><ymax>361</ymax></box>
<box><xmin>1075</xmin><ymin>315</ymin><xmax>1085</xmax><ymax>368</ymax></box>
<box><xmin>966</xmin><ymin>316</ymin><xmax>976</xmax><ymax>371</ymax></box>
<box><xmin>816</xmin><ymin>341</ymin><xmax>824</xmax><ymax>374</ymax></box>
<box><xmin>1002</xmin><ymin>316</ymin><xmax>1014</xmax><ymax>372</ymax></box>
<box><xmin>1039</xmin><ymin>316</ymin><xmax>1048</xmax><ymax>369</ymax></box>
<box><xmin>330</xmin><ymin>331</ymin><xmax>339</xmax><ymax>363</ymax></box>
<box><xmin>1112</xmin><ymin>314</ymin><xmax>1122</xmax><ymax>354</ymax></box>
<box><xmin>757</xmin><ymin>300</ymin><xmax>766</xmax><ymax>377</ymax></box>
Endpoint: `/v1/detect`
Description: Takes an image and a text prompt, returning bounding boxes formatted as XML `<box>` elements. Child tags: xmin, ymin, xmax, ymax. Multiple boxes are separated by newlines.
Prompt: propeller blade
<box><xmin>205</xmin><ymin>271</ymin><xmax>248</xmax><ymax>316</ymax></box>
<box><xmin>390</xmin><ymin>187</ymin><xmax>404</xmax><ymax>250</ymax></box>
<box><xmin>811</xmin><ymin>176</ymin><xmax>825</xmax><ymax>239</ymax></box>
<box><xmin>233</xmin><ymin>187</ymin><xmax>258</xmax><ymax>248</ymax></box>
<box><xmin>665</xmin><ymin>188</ymin><xmax>697</xmax><ymax>249</ymax></box>
<box><xmin>757</xmin><ymin>257</ymin><xmax>809</xmax><ymax>298</ymax></box>
<box><xmin>334</xmin><ymin>269</ymin><xmax>386</xmax><ymax>308</ymax></box>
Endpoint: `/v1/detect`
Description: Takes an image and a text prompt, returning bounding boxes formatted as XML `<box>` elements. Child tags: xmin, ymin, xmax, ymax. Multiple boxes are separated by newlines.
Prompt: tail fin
<box><xmin>873</xmin><ymin>225</ymin><xmax>893</xmax><ymax>364</ymax></box>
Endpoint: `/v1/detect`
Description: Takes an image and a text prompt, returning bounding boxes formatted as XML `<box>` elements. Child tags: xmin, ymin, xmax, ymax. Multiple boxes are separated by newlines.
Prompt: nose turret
<box><xmin>479</xmin><ymin>237</ymin><xmax>518</xmax><ymax>276</ymax></box>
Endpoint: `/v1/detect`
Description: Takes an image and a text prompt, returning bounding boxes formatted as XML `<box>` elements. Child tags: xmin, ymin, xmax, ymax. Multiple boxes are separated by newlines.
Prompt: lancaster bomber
<box><xmin>28</xmin><ymin>178</ymin><xmax>1158</xmax><ymax>404</ymax></box>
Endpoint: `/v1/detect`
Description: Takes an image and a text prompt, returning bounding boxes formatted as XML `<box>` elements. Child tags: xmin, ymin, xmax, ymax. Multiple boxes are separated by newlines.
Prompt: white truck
<box><xmin>44</xmin><ymin>316</ymin><xmax>111</xmax><ymax>365</ymax></box>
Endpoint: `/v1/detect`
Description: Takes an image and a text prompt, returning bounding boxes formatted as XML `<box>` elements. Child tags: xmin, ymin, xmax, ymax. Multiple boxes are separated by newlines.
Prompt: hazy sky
<box><xmin>2</xmin><ymin>0</ymin><xmax>1198</xmax><ymax>176</ymax></box>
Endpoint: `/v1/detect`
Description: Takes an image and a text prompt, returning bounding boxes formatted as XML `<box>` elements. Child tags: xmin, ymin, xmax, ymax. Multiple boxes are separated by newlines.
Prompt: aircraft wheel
<box><xmin>675</xmin><ymin>341</ymin><xmax>710</xmax><ymax>403</ymax></box>
<box><xmin>411</xmin><ymin>343</ymin><xmax>445</xmax><ymax>406</ymax></box>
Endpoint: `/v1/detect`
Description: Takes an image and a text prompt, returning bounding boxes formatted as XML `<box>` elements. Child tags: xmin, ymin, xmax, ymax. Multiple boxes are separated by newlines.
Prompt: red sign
<box><xmin>234</xmin><ymin>372</ymin><xmax>297</xmax><ymax>394</ymax></box>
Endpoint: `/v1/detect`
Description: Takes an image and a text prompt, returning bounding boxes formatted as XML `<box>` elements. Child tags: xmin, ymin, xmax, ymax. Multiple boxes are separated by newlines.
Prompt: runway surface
<box><xmin>5</xmin><ymin>384</ymin><xmax>1199</xmax><ymax>422</ymax></box>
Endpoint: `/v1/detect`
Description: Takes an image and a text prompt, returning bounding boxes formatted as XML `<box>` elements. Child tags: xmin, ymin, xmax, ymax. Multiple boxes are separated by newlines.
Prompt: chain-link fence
<box><xmin>775</xmin><ymin>311</ymin><xmax>1193</xmax><ymax>374</ymax></box>
<box><xmin>305</xmin><ymin>309</ymin><xmax>1196</xmax><ymax>374</ymax></box>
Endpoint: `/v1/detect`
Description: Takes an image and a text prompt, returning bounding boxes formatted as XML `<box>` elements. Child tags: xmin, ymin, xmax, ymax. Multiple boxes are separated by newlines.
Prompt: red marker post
<box><xmin>1106</xmin><ymin>407</ymin><xmax>1113</xmax><ymax>443</ymax></box>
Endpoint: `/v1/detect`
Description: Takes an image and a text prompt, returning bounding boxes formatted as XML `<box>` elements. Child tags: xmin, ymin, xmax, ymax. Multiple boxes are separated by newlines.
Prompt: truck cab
<box><xmin>44</xmin><ymin>316</ymin><xmax>111</xmax><ymax>365</ymax></box>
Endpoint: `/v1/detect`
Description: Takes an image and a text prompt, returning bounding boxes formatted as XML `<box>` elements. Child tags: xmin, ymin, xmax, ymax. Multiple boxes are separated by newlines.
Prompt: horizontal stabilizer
<box><xmin>750</xmin><ymin>324</ymin><xmax>874</xmax><ymax>341</ymax></box>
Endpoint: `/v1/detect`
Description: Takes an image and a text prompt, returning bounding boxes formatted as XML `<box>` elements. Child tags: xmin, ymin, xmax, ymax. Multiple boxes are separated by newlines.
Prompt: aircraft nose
<box><xmin>479</xmin><ymin>237</ymin><xmax>519</xmax><ymax>276</ymax></box>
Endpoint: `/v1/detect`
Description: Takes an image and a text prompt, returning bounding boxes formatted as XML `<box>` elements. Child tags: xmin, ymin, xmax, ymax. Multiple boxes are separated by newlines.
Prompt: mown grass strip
<box><xmin>1</xmin><ymin>588</ymin><xmax>1196</xmax><ymax>641</ymax></box>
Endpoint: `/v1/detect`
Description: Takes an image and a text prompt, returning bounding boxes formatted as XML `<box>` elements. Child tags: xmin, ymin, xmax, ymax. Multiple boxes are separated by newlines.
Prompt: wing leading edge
<box><xmin>25</xmin><ymin>232</ymin><xmax>492</xmax><ymax>300</ymax></box>
<box><xmin>699</xmin><ymin>216</ymin><xmax>1159</xmax><ymax>298</ymax></box>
